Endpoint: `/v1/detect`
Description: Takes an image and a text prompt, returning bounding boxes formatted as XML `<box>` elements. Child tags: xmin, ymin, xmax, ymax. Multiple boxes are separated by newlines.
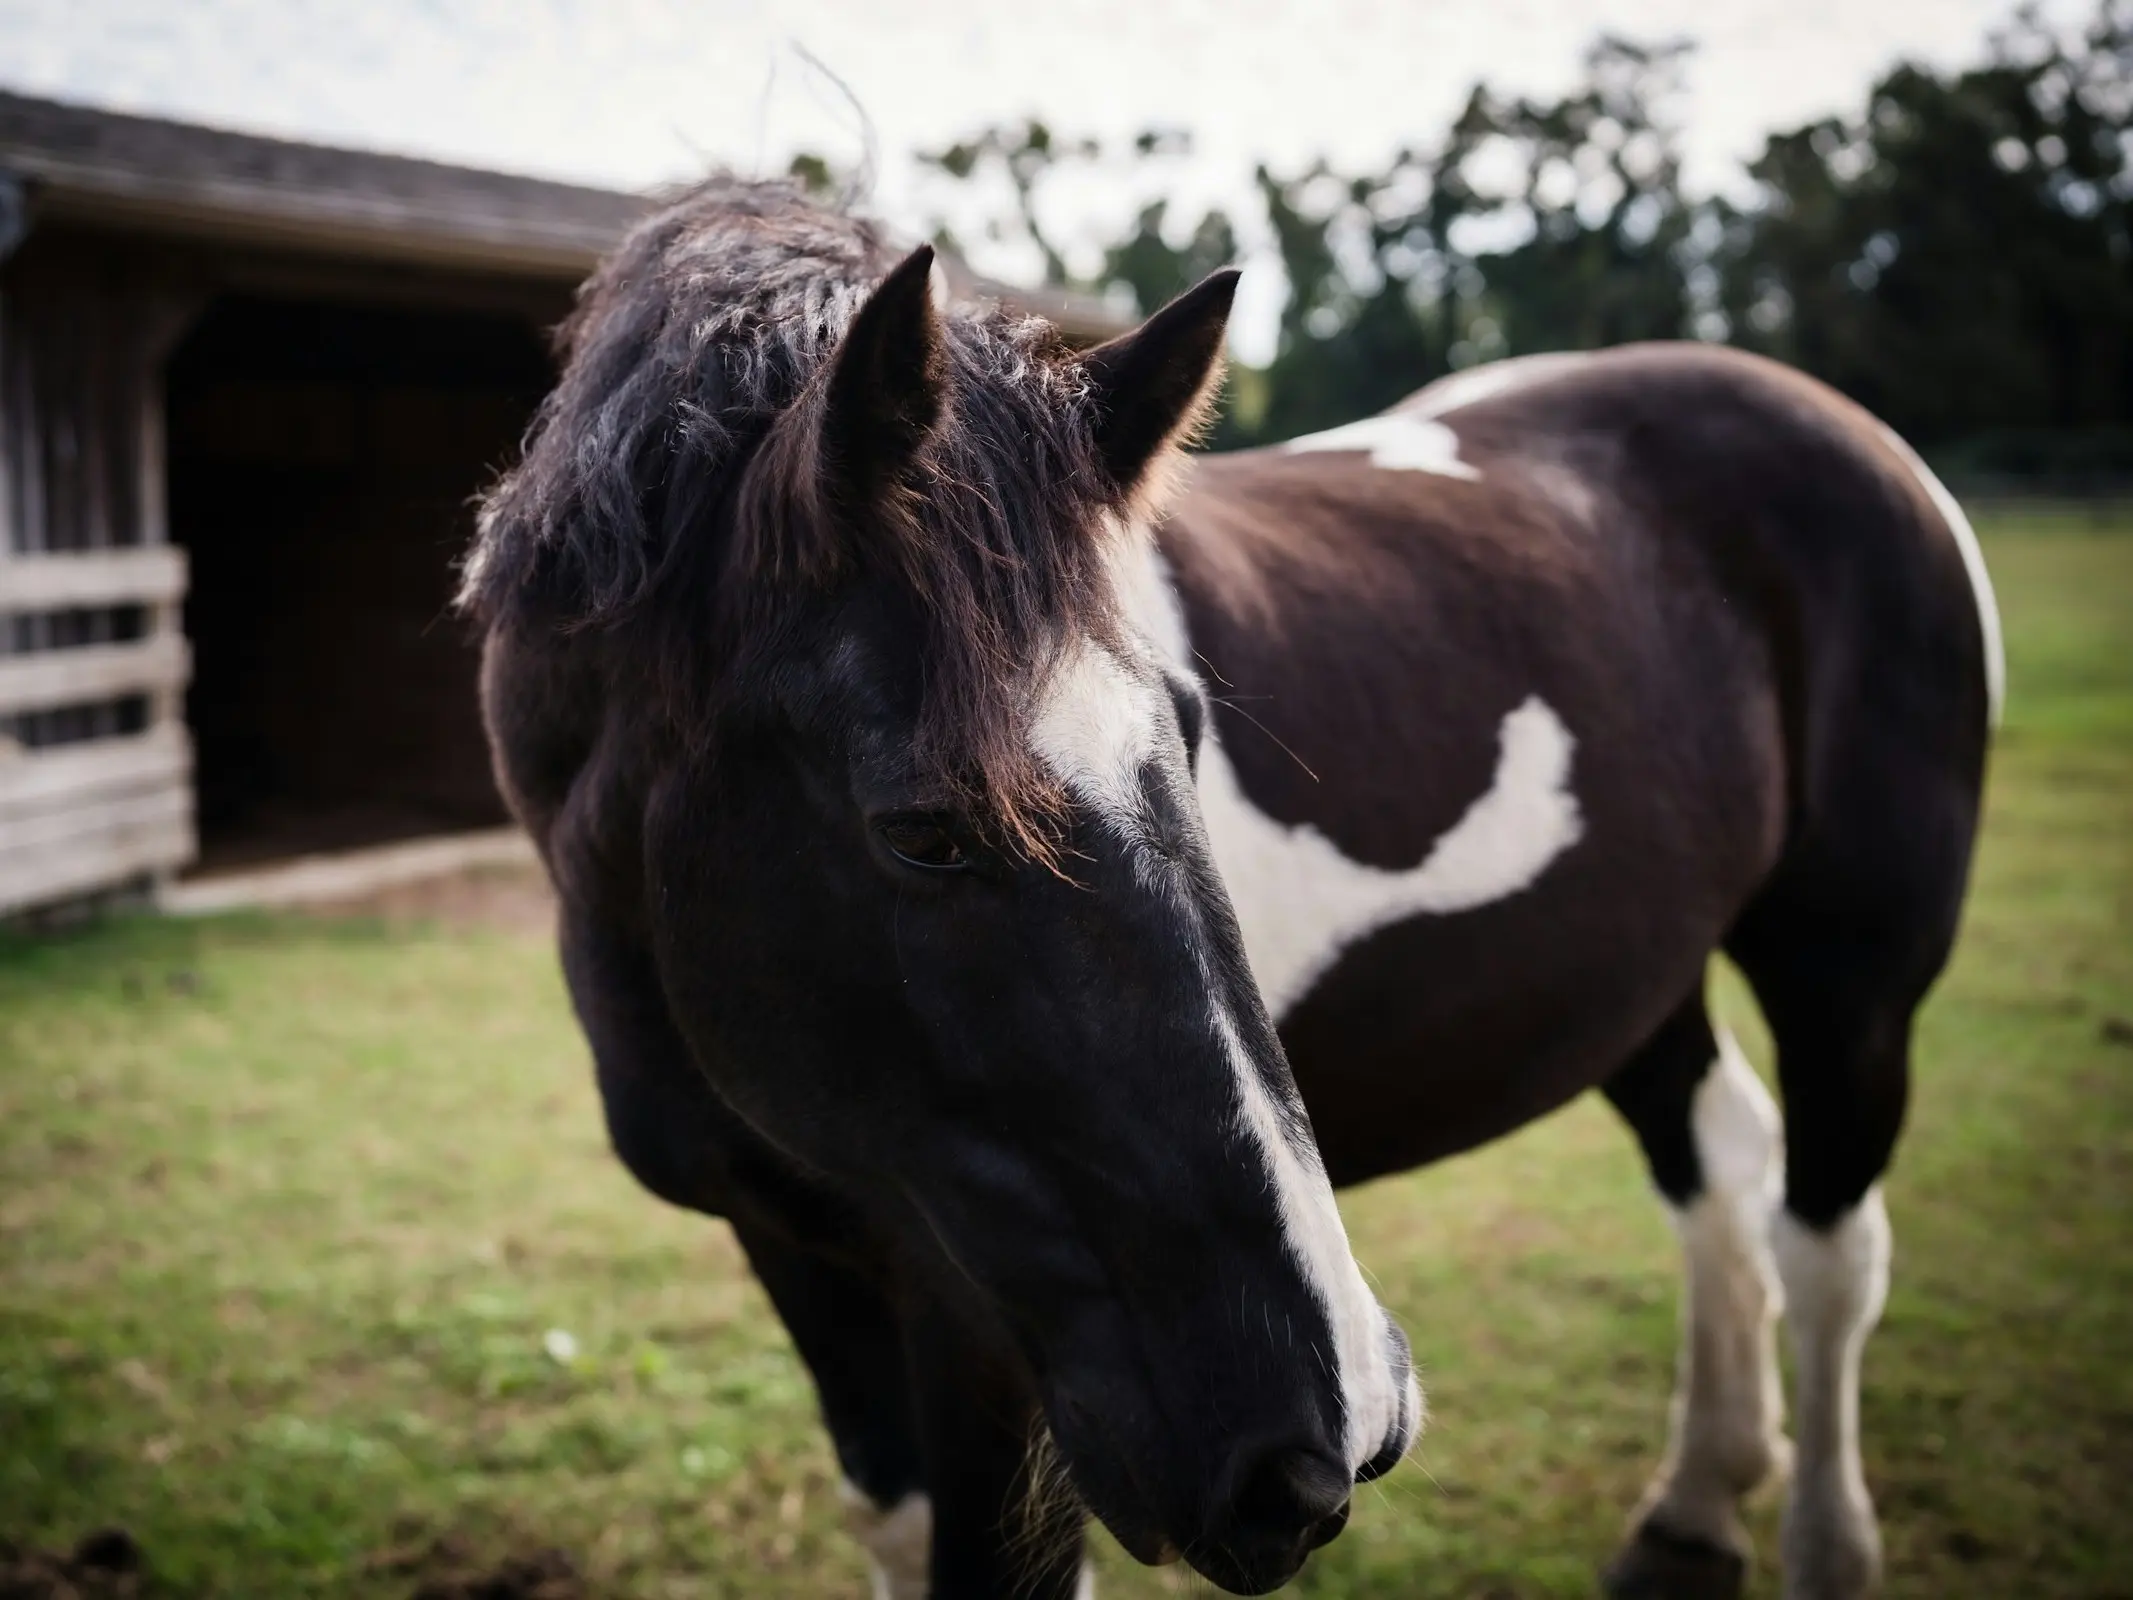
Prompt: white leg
<box><xmin>841</xmin><ymin>1481</ymin><xmax>932</xmax><ymax>1600</ymax></box>
<box><xmin>1770</xmin><ymin>1189</ymin><xmax>1889</xmax><ymax>1600</ymax></box>
<box><xmin>1639</xmin><ymin>1028</ymin><xmax>1791</xmax><ymax>1554</ymax></box>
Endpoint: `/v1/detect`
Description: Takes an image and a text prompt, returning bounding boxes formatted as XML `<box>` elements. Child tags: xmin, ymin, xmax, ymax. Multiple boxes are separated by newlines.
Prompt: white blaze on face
<box><xmin>1027</xmin><ymin>583</ymin><xmax>1406</xmax><ymax>1473</ymax></box>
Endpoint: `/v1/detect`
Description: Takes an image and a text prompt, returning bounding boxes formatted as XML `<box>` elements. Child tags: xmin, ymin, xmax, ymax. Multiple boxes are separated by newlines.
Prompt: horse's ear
<box><xmin>1078</xmin><ymin>267</ymin><xmax>1241</xmax><ymax>498</ymax></box>
<box><xmin>818</xmin><ymin>244</ymin><xmax>947</xmax><ymax>515</ymax></box>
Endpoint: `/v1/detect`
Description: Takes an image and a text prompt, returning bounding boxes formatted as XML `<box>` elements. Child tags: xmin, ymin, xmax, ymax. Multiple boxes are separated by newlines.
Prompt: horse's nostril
<box><xmin>1193</xmin><ymin>1440</ymin><xmax>1355</xmax><ymax>1593</ymax></box>
<box><xmin>1233</xmin><ymin>1443</ymin><xmax>1353</xmax><ymax>1535</ymax></box>
<box><xmin>1303</xmin><ymin>1497</ymin><xmax>1351</xmax><ymax>1550</ymax></box>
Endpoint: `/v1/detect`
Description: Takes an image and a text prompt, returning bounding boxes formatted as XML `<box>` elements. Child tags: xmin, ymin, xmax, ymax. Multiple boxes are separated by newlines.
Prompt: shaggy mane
<box><xmin>463</xmin><ymin>176</ymin><xmax>1137</xmax><ymax>856</ymax></box>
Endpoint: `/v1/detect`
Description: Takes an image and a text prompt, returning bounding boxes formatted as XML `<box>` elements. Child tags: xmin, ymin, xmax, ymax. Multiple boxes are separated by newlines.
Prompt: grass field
<box><xmin>3</xmin><ymin>518</ymin><xmax>2129</xmax><ymax>1599</ymax></box>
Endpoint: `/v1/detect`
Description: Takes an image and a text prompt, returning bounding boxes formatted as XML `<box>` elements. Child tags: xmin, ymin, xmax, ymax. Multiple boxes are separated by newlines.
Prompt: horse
<box><xmin>463</xmin><ymin>179</ymin><xmax>1998</xmax><ymax>1600</ymax></box>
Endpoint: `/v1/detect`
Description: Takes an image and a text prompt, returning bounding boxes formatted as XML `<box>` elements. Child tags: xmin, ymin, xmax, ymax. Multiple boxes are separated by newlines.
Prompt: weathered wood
<box><xmin>0</xmin><ymin>88</ymin><xmax>644</xmax><ymax>282</ymax></box>
<box><xmin>0</xmin><ymin>723</ymin><xmax>190</xmax><ymax>816</ymax></box>
<box><xmin>0</xmin><ymin>798</ymin><xmax>193</xmax><ymax>914</ymax></box>
<box><xmin>0</xmin><ymin>779</ymin><xmax>189</xmax><ymax>850</ymax></box>
<box><xmin>0</xmin><ymin>546</ymin><xmax>186</xmax><ymax>610</ymax></box>
<box><xmin>0</xmin><ymin>632</ymin><xmax>188</xmax><ymax>715</ymax></box>
<box><xmin>0</xmin><ymin>287</ymin><xmax>15</xmax><ymax>556</ymax></box>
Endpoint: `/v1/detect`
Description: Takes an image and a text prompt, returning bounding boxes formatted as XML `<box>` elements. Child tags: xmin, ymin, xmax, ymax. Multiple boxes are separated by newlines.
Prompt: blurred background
<box><xmin>0</xmin><ymin>3</ymin><xmax>2127</xmax><ymax>1598</ymax></box>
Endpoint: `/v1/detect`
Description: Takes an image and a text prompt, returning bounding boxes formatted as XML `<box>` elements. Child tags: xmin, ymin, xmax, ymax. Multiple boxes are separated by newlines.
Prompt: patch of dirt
<box><xmin>367</xmin><ymin>1535</ymin><xmax>587</xmax><ymax>1600</ymax></box>
<box><xmin>308</xmin><ymin>864</ymin><xmax>557</xmax><ymax>936</ymax></box>
<box><xmin>0</xmin><ymin>1528</ymin><xmax>145</xmax><ymax>1599</ymax></box>
<box><xmin>408</xmin><ymin>1551</ymin><xmax>583</xmax><ymax>1600</ymax></box>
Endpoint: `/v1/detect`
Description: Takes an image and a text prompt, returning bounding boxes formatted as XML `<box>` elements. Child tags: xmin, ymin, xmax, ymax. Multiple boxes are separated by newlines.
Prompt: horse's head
<box><xmin>476</xmin><ymin>217</ymin><xmax>1417</xmax><ymax>1593</ymax></box>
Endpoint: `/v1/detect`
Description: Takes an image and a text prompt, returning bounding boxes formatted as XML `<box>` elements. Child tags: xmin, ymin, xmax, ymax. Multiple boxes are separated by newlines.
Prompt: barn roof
<box><xmin>0</xmin><ymin>89</ymin><xmax>1126</xmax><ymax>333</ymax></box>
<box><xmin>0</xmin><ymin>88</ymin><xmax>651</xmax><ymax>278</ymax></box>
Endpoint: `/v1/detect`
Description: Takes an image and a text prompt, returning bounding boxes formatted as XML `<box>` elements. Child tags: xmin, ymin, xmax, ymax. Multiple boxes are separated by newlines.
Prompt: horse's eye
<box><xmin>876</xmin><ymin>814</ymin><xmax>967</xmax><ymax>872</ymax></box>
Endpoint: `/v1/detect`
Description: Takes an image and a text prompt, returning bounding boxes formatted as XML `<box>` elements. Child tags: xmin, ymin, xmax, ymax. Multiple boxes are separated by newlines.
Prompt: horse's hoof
<box><xmin>1602</xmin><ymin>1519</ymin><xmax>1749</xmax><ymax>1600</ymax></box>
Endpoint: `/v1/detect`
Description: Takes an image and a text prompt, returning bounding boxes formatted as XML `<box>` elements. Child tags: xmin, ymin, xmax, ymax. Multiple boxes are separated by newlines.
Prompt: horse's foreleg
<box><xmin>902</xmin><ymin>1300</ymin><xmax>1090</xmax><ymax>1600</ymax></box>
<box><xmin>728</xmin><ymin>1221</ymin><xmax>932</xmax><ymax>1599</ymax></box>
<box><xmin>559</xmin><ymin>908</ymin><xmax>939</xmax><ymax>1596</ymax></box>
<box><xmin>1603</xmin><ymin>995</ymin><xmax>1790</xmax><ymax>1600</ymax></box>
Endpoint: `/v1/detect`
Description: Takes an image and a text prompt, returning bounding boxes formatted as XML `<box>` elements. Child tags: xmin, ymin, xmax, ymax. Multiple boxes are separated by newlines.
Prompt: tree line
<box><xmin>880</xmin><ymin>1</ymin><xmax>2132</xmax><ymax>474</ymax></box>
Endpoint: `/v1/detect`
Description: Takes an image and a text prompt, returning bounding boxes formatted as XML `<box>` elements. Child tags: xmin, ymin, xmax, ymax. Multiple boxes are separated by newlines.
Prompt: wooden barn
<box><xmin>0</xmin><ymin>91</ymin><xmax>1118</xmax><ymax>919</ymax></box>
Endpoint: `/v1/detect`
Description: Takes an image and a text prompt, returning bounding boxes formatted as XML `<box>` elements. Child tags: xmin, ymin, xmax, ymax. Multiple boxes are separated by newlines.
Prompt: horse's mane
<box><xmin>463</xmin><ymin>176</ymin><xmax>1130</xmax><ymax>856</ymax></box>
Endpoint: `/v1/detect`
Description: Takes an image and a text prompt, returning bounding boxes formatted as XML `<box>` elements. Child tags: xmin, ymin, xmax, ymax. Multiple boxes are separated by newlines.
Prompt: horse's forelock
<box><xmin>727</xmin><ymin>320</ymin><xmax>1132</xmax><ymax>865</ymax></box>
<box><xmin>465</xmin><ymin>175</ymin><xmax>1154</xmax><ymax>864</ymax></box>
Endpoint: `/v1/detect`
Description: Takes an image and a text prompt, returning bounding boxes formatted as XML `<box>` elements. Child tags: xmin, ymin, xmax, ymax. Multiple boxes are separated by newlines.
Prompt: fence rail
<box><xmin>0</xmin><ymin>547</ymin><xmax>195</xmax><ymax>916</ymax></box>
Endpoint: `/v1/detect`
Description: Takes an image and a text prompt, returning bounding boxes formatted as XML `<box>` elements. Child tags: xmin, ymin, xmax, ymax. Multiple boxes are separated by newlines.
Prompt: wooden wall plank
<box><xmin>0</xmin><ymin>632</ymin><xmax>188</xmax><ymax>715</ymax></box>
<box><xmin>0</xmin><ymin>723</ymin><xmax>189</xmax><ymax>814</ymax></box>
<box><xmin>0</xmin><ymin>807</ymin><xmax>192</xmax><ymax>914</ymax></box>
<box><xmin>0</xmin><ymin>780</ymin><xmax>190</xmax><ymax>852</ymax></box>
<box><xmin>0</xmin><ymin>546</ymin><xmax>186</xmax><ymax>610</ymax></box>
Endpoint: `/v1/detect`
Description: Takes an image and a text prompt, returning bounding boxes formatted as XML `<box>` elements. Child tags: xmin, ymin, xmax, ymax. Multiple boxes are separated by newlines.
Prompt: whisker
<box><xmin>1209</xmin><ymin>696</ymin><xmax>1320</xmax><ymax>783</ymax></box>
<box><xmin>1191</xmin><ymin>648</ymin><xmax>1236</xmax><ymax>690</ymax></box>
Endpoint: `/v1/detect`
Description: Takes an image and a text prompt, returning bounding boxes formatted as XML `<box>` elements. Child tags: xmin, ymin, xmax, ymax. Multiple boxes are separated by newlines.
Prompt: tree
<box><xmin>1232</xmin><ymin>36</ymin><xmax>1697</xmax><ymax>444</ymax></box>
<box><xmin>1718</xmin><ymin>1</ymin><xmax>2133</xmax><ymax>453</ymax></box>
<box><xmin>910</xmin><ymin>1</ymin><xmax>2133</xmax><ymax>465</ymax></box>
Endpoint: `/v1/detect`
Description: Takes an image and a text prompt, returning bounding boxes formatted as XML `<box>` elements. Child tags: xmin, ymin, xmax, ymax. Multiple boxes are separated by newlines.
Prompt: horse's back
<box><xmin>1160</xmin><ymin>344</ymin><xmax>1997</xmax><ymax>1183</ymax></box>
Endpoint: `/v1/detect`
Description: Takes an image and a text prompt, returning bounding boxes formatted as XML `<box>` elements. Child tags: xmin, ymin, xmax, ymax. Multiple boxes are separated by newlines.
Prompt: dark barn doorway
<box><xmin>166</xmin><ymin>295</ymin><xmax>553</xmax><ymax>870</ymax></box>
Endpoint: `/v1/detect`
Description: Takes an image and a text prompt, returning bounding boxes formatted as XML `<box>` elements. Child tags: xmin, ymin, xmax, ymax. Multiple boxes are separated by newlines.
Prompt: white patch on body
<box><xmin>1281</xmin><ymin>412</ymin><xmax>1481</xmax><ymax>479</ymax></box>
<box><xmin>1770</xmin><ymin>1191</ymin><xmax>1890</xmax><ymax>1600</ymax></box>
<box><xmin>1208</xmin><ymin>695</ymin><xmax>1580</xmax><ymax>1017</ymax></box>
<box><xmin>1029</xmin><ymin>579</ymin><xmax>1407</xmax><ymax>1474</ymax></box>
<box><xmin>1108</xmin><ymin>540</ymin><xmax>1584</xmax><ymax>1019</ymax></box>
<box><xmin>840</xmin><ymin>1483</ymin><xmax>932</xmax><ymax>1600</ymax></box>
<box><xmin>1875</xmin><ymin>423</ymin><xmax>2006</xmax><ymax>725</ymax></box>
<box><xmin>1640</xmin><ymin>1030</ymin><xmax>1790</xmax><ymax>1553</ymax></box>
<box><xmin>1406</xmin><ymin>351</ymin><xmax>1590</xmax><ymax>418</ymax></box>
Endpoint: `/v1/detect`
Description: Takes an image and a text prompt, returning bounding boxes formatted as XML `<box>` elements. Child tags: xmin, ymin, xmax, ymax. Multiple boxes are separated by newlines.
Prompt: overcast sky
<box><xmin>0</xmin><ymin>0</ymin><xmax>2075</xmax><ymax>358</ymax></box>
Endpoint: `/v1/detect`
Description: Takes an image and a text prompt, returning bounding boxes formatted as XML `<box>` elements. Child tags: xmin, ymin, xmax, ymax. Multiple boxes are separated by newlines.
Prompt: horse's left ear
<box><xmin>818</xmin><ymin>243</ymin><xmax>947</xmax><ymax>515</ymax></box>
<box><xmin>1078</xmin><ymin>268</ymin><xmax>1241</xmax><ymax>498</ymax></box>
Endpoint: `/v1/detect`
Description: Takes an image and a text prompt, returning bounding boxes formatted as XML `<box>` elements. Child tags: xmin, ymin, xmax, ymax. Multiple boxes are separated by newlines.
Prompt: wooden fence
<box><xmin>0</xmin><ymin>548</ymin><xmax>193</xmax><ymax>914</ymax></box>
<box><xmin>0</xmin><ymin>251</ymin><xmax>199</xmax><ymax>917</ymax></box>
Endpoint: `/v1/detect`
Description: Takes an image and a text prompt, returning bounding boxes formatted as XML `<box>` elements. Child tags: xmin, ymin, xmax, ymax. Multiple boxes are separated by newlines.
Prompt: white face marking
<box><xmin>1770</xmin><ymin>1191</ymin><xmax>1890</xmax><ymax>1595</ymax></box>
<box><xmin>1206</xmin><ymin>1001</ymin><xmax>1407</xmax><ymax>1469</ymax></box>
<box><xmin>840</xmin><ymin>1483</ymin><xmax>932</xmax><ymax>1600</ymax></box>
<box><xmin>1026</xmin><ymin>635</ymin><xmax>1174</xmax><ymax>880</ymax></box>
<box><xmin>1639</xmin><ymin>1030</ymin><xmax>1789</xmax><ymax>1550</ymax></box>
<box><xmin>1281</xmin><ymin>412</ymin><xmax>1481</xmax><ymax>479</ymax></box>
<box><xmin>1028</xmin><ymin>581</ymin><xmax>1408</xmax><ymax>1474</ymax></box>
<box><xmin>1874</xmin><ymin>423</ymin><xmax>2005</xmax><ymax>726</ymax></box>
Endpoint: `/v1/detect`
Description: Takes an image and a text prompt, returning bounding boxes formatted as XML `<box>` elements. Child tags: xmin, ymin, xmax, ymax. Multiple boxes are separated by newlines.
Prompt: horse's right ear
<box><xmin>816</xmin><ymin>244</ymin><xmax>947</xmax><ymax>516</ymax></box>
<box><xmin>1078</xmin><ymin>268</ymin><xmax>1241</xmax><ymax>500</ymax></box>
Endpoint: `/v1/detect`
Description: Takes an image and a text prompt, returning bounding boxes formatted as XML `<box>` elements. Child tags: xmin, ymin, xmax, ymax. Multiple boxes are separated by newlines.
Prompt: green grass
<box><xmin>3</xmin><ymin>518</ymin><xmax>2129</xmax><ymax>1598</ymax></box>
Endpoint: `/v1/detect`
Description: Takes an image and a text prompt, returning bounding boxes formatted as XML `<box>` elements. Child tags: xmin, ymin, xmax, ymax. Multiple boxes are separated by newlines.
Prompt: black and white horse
<box><xmin>465</xmin><ymin>180</ymin><xmax>1998</xmax><ymax>1600</ymax></box>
